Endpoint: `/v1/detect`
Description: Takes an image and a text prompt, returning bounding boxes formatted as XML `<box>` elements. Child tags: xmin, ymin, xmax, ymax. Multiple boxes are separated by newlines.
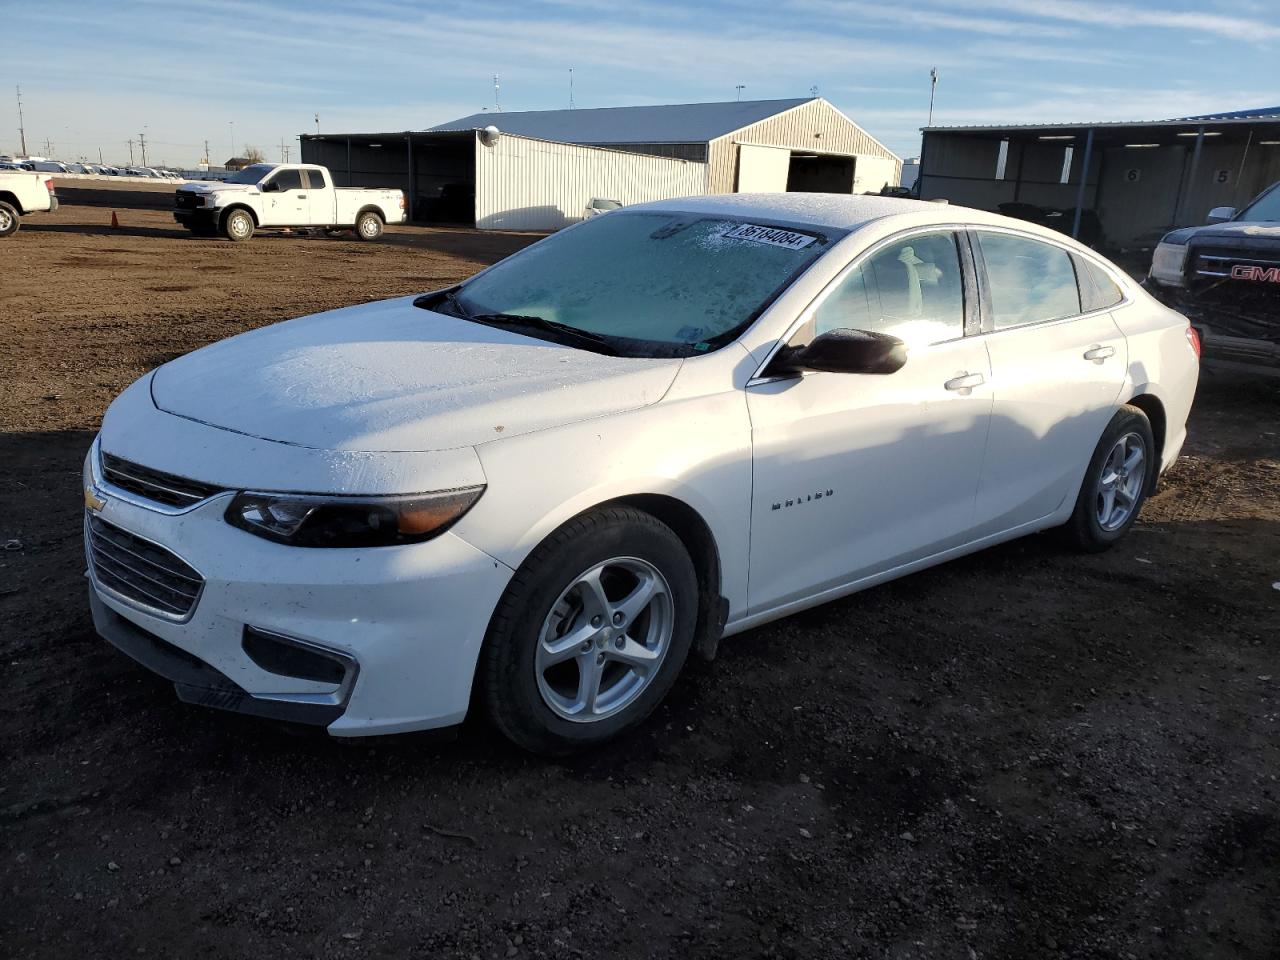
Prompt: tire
<box><xmin>354</xmin><ymin>210</ymin><xmax>383</xmax><ymax>241</ymax></box>
<box><xmin>481</xmin><ymin>506</ymin><xmax>699</xmax><ymax>756</ymax></box>
<box><xmin>1063</xmin><ymin>405</ymin><xmax>1156</xmax><ymax>552</ymax></box>
<box><xmin>222</xmin><ymin>208</ymin><xmax>254</xmax><ymax>242</ymax></box>
<box><xmin>0</xmin><ymin>201</ymin><xmax>20</xmax><ymax>237</ymax></box>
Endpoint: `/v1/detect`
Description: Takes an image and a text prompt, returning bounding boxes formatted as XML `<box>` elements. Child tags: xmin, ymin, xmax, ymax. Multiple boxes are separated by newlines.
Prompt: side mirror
<box><xmin>770</xmin><ymin>328</ymin><xmax>908</xmax><ymax>376</ymax></box>
<box><xmin>261</xmin><ymin>180</ymin><xmax>279</xmax><ymax>193</ymax></box>
<box><xmin>1206</xmin><ymin>206</ymin><xmax>1235</xmax><ymax>224</ymax></box>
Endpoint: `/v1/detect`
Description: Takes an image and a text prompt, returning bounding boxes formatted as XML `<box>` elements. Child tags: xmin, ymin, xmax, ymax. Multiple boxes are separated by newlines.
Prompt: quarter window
<box><xmin>1076</xmin><ymin>256</ymin><xmax>1125</xmax><ymax>312</ymax></box>
<box><xmin>813</xmin><ymin>231</ymin><xmax>965</xmax><ymax>345</ymax></box>
<box><xmin>304</xmin><ymin>169</ymin><xmax>326</xmax><ymax>190</ymax></box>
<box><xmin>977</xmin><ymin>231</ymin><xmax>1081</xmax><ymax>328</ymax></box>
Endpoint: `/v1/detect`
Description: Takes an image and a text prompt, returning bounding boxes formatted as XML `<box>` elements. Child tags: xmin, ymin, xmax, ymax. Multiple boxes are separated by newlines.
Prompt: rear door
<box><xmin>302</xmin><ymin>168</ymin><xmax>334</xmax><ymax>226</ymax></box>
<box><xmin>968</xmin><ymin>229</ymin><xmax>1128</xmax><ymax>536</ymax></box>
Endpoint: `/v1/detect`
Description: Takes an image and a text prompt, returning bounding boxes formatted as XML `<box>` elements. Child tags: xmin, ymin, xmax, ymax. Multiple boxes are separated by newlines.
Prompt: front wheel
<box><xmin>222</xmin><ymin>208</ymin><xmax>254</xmax><ymax>241</ymax></box>
<box><xmin>1063</xmin><ymin>405</ymin><xmax>1155</xmax><ymax>552</ymax></box>
<box><xmin>0</xmin><ymin>201</ymin><xmax>20</xmax><ymax>237</ymax></box>
<box><xmin>480</xmin><ymin>507</ymin><xmax>699</xmax><ymax>755</ymax></box>
<box><xmin>354</xmin><ymin>210</ymin><xmax>383</xmax><ymax>241</ymax></box>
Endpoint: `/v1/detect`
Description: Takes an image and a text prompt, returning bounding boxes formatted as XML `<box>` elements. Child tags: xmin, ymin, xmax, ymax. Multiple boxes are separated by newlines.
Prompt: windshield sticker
<box><xmin>721</xmin><ymin>223</ymin><xmax>817</xmax><ymax>250</ymax></box>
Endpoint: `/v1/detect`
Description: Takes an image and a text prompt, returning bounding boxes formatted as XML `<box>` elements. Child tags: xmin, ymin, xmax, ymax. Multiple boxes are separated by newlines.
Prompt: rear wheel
<box><xmin>481</xmin><ymin>507</ymin><xmax>699</xmax><ymax>756</ymax></box>
<box><xmin>222</xmin><ymin>208</ymin><xmax>254</xmax><ymax>241</ymax></box>
<box><xmin>1063</xmin><ymin>405</ymin><xmax>1155</xmax><ymax>552</ymax></box>
<box><xmin>354</xmin><ymin>210</ymin><xmax>383</xmax><ymax>241</ymax></box>
<box><xmin>0</xmin><ymin>201</ymin><xmax>20</xmax><ymax>237</ymax></box>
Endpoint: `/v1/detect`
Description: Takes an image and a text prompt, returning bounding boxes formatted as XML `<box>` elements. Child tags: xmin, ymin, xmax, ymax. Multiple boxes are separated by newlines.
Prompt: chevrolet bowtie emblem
<box><xmin>84</xmin><ymin>484</ymin><xmax>107</xmax><ymax>513</ymax></box>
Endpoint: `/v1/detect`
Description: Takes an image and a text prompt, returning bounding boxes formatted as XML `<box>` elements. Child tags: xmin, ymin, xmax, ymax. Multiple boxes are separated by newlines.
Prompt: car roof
<box><xmin>623</xmin><ymin>192</ymin><xmax>1082</xmax><ymax>244</ymax></box>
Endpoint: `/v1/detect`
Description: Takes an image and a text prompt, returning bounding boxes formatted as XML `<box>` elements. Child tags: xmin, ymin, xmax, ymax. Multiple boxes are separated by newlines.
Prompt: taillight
<box><xmin>399</xmin><ymin>195</ymin><xmax>406</xmax><ymax>209</ymax></box>
<box><xmin>45</xmin><ymin>178</ymin><xmax>55</xmax><ymax>193</ymax></box>
<box><xmin>1185</xmin><ymin>325</ymin><xmax>1201</xmax><ymax>358</ymax></box>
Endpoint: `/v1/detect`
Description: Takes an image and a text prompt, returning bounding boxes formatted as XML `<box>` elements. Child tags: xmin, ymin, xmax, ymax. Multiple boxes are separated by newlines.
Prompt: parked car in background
<box><xmin>584</xmin><ymin>197</ymin><xmax>623</xmax><ymax>218</ymax></box>
<box><xmin>85</xmin><ymin>194</ymin><xmax>1198</xmax><ymax>754</ymax></box>
<box><xmin>30</xmin><ymin>160</ymin><xmax>68</xmax><ymax>174</ymax></box>
<box><xmin>0</xmin><ymin>170</ymin><xmax>58</xmax><ymax>236</ymax></box>
<box><xmin>1147</xmin><ymin>181</ymin><xmax>1280</xmax><ymax>363</ymax></box>
<box><xmin>172</xmin><ymin>162</ymin><xmax>406</xmax><ymax>240</ymax></box>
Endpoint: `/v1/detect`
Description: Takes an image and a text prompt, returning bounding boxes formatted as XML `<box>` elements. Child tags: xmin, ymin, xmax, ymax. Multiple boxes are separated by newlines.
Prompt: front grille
<box><xmin>86</xmin><ymin>514</ymin><xmax>204</xmax><ymax>620</ymax></box>
<box><xmin>1191</xmin><ymin>247</ymin><xmax>1280</xmax><ymax>280</ymax></box>
<box><xmin>101</xmin><ymin>452</ymin><xmax>222</xmax><ymax>508</ymax></box>
<box><xmin>174</xmin><ymin>191</ymin><xmax>202</xmax><ymax>209</ymax></box>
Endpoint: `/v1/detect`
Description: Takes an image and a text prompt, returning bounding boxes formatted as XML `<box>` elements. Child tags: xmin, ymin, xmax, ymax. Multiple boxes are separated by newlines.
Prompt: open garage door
<box><xmin>737</xmin><ymin>143</ymin><xmax>791</xmax><ymax>192</ymax></box>
<box><xmin>786</xmin><ymin>153</ymin><xmax>855</xmax><ymax>192</ymax></box>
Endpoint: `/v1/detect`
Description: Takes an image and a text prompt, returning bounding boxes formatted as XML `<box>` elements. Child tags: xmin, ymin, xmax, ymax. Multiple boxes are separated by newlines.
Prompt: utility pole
<box><xmin>43</xmin><ymin>137</ymin><xmax>52</xmax><ymax>156</ymax></box>
<box><xmin>127</xmin><ymin>139</ymin><xmax>135</xmax><ymax>165</ymax></box>
<box><xmin>927</xmin><ymin>67</ymin><xmax>938</xmax><ymax>128</ymax></box>
<box><xmin>493</xmin><ymin>75</ymin><xmax>501</xmax><ymax>112</ymax></box>
<box><xmin>569</xmin><ymin>68</ymin><xmax>574</xmax><ymax>110</ymax></box>
<box><xmin>203</xmin><ymin>139</ymin><xmax>210</xmax><ymax>167</ymax></box>
<box><xmin>314</xmin><ymin>113</ymin><xmax>319</xmax><ymax>135</ymax></box>
<box><xmin>138</xmin><ymin>132</ymin><xmax>147</xmax><ymax>167</ymax></box>
<box><xmin>229</xmin><ymin>121</ymin><xmax>235</xmax><ymax>161</ymax></box>
<box><xmin>16</xmin><ymin>85</ymin><xmax>28</xmax><ymax>157</ymax></box>
<box><xmin>735</xmin><ymin>84</ymin><xmax>745</xmax><ymax>101</ymax></box>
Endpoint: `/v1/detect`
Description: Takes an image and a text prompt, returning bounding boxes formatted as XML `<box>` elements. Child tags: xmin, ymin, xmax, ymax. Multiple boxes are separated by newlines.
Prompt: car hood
<box><xmin>149</xmin><ymin>296</ymin><xmax>682</xmax><ymax>452</ymax></box>
<box><xmin>1162</xmin><ymin>222</ymin><xmax>1280</xmax><ymax>245</ymax></box>
<box><xmin>179</xmin><ymin>181</ymin><xmax>256</xmax><ymax>195</ymax></box>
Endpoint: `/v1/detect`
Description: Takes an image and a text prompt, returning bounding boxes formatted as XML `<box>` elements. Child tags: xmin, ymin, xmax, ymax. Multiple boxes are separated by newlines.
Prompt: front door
<box><xmin>746</xmin><ymin>229</ymin><xmax>993</xmax><ymax>614</ymax></box>
<box><xmin>968</xmin><ymin>230</ymin><xmax>1128</xmax><ymax>536</ymax></box>
<box><xmin>260</xmin><ymin>168</ymin><xmax>307</xmax><ymax>226</ymax></box>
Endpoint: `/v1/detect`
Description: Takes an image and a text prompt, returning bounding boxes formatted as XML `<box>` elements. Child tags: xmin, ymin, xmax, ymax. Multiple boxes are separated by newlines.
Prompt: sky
<box><xmin>4</xmin><ymin>0</ymin><xmax>1278</xmax><ymax>168</ymax></box>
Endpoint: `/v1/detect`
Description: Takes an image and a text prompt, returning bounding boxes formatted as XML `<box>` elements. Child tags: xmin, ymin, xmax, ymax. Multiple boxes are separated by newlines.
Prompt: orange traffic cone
<box><xmin>110</xmin><ymin>211</ymin><xmax>120</xmax><ymax>229</ymax></box>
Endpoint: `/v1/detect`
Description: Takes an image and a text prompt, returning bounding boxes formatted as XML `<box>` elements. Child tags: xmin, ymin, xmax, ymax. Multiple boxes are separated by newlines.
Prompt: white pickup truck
<box><xmin>0</xmin><ymin>171</ymin><xmax>58</xmax><ymax>237</ymax></box>
<box><xmin>173</xmin><ymin>163</ymin><xmax>406</xmax><ymax>241</ymax></box>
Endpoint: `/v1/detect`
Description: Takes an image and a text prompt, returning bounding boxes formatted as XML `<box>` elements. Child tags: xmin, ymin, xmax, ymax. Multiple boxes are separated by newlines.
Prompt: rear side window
<box><xmin>977</xmin><ymin>231</ymin><xmax>1081</xmax><ymax>329</ymax></box>
<box><xmin>1075</xmin><ymin>255</ymin><xmax>1125</xmax><ymax>312</ymax></box>
<box><xmin>268</xmin><ymin>169</ymin><xmax>304</xmax><ymax>191</ymax></box>
<box><xmin>304</xmin><ymin>169</ymin><xmax>326</xmax><ymax>190</ymax></box>
<box><xmin>814</xmin><ymin>231</ymin><xmax>965</xmax><ymax>345</ymax></box>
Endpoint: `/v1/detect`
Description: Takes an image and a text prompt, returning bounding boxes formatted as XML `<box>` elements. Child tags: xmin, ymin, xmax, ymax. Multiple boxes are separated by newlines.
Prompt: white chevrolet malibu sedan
<box><xmin>85</xmin><ymin>194</ymin><xmax>1199</xmax><ymax>754</ymax></box>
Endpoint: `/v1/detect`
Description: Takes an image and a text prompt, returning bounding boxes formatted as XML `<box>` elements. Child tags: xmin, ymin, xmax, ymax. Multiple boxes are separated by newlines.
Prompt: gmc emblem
<box><xmin>1230</xmin><ymin>264</ymin><xmax>1280</xmax><ymax>283</ymax></box>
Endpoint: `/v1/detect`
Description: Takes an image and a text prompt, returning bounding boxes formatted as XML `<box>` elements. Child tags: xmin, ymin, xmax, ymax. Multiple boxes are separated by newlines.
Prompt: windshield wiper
<box><xmin>415</xmin><ymin>290</ymin><xmax>617</xmax><ymax>355</ymax></box>
<box><xmin>469</xmin><ymin>312</ymin><xmax>618</xmax><ymax>355</ymax></box>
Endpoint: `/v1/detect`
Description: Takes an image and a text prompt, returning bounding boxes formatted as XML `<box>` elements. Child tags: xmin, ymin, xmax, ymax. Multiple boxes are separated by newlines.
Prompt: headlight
<box><xmin>225</xmin><ymin>487</ymin><xmax>484</xmax><ymax>547</ymax></box>
<box><xmin>1150</xmin><ymin>242</ymin><xmax>1187</xmax><ymax>286</ymax></box>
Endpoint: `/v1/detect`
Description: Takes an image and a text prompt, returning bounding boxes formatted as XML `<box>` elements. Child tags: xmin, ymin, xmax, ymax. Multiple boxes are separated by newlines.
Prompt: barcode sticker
<box><xmin>722</xmin><ymin>223</ymin><xmax>817</xmax><ymax>250</ymax></box>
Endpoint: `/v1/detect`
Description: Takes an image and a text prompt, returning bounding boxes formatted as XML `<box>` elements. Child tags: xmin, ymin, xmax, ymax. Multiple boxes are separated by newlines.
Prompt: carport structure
<box><xmin>918</xmin><ymin>108</ymin><xmax>1280</xmax><ymax>249</ymax></box>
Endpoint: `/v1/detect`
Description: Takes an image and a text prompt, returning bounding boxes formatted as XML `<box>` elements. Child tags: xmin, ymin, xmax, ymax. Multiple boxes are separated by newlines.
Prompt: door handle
<box><xmin>296</xmin><ymin>194</ymin><xmax>307</xmax><ymax>198</ymax></box>
<box><xmin>944</xmin><ymin>372</ymin><xmax>985</xmax><ymax>393</ymax></box>
<box><xmin>1083</xmin><ymin>344</ymin><xmax>1115</xmax><ymax>362</ymax></box>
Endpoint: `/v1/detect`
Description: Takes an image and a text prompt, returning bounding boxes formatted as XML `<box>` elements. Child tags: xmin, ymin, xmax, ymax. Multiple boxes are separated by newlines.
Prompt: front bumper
<box><xmin>84</xmin><ymin>441</ymin><xmax>514</xmax><ymax>736</ymax></box>
<box><xmin>173</xmin><ymin>207</ymin><xmax>217</xmax><ymax>229</ymax></box>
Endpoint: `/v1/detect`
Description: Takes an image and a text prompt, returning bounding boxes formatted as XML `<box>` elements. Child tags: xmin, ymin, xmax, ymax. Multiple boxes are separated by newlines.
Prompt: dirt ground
<box><xmin>2</xmin><ymin>203</ymin><xmax>1279</xmax><ymax>960</ymax></box>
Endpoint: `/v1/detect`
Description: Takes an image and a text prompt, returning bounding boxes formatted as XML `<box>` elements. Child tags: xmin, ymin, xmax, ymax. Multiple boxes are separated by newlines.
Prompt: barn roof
<box><xmin>428</xmin><ymin>98</ymin><xmax>813</xmax><ymax>144</ymax></box>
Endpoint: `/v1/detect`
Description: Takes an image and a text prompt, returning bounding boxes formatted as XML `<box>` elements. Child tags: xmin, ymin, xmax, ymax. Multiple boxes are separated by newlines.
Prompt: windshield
<box><xmin>445</xmin><ymin>211</ymin><xmax>839</xmax><ymax>357</ymax></box>
<box><xmin>224</xmin><ymin>163</ymin><xmax>276</xmax><ymax>185</ymax></box>
<box><xmin>1239</xmin><ymin>183</ymin><xmax>1280</xmax><ymax>222</ymax></box>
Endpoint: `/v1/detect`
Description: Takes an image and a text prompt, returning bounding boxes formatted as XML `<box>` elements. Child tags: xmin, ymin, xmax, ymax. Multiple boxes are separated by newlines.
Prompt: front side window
<box><xmin>446</xmin><ymin>212</ymin><xmax>841</xmax><ymax>357</ymax></box>
<box><xmin>813</xmin><ymin>231</ymin><xmax>965</xmax><ymax>346</ymax></box>
<box><xmin>266</xmin><ymin>169</ymin><xmax>304</xmax><ymax>191</ymax></box>
<box><xmin>977</xmin><ymin>231</ymin><xmax>1081</xmax><ymax>329</ymax></box>
<box><xmin>304</xmin><ymin>169</ymin><xmax>326</xmax><ymax>190</ymax></box>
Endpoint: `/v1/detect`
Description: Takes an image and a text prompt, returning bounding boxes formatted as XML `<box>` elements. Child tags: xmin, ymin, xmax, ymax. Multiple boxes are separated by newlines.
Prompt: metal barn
<box><xmin>430</xmin><ymin>97</ymin><xmax>902</xmax><ymax>198</ymax></box>
<box><xmin>917</xmin><ymin>107</ymin><xmax>1280</xmax><ymax>249</ymax></box>
<box><xmin>300</xmin><ymin>129</ymin><xmax>707</xmax><ymax>231</ymax></box>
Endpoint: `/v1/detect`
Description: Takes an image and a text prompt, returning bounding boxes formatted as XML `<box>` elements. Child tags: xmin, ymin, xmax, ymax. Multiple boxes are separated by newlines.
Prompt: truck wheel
<box><xmin>354</xmin><ymin>210</ymin><xmax>383</xmax><ymax>241</ymax></box>
<box><xmin>0</xmin><ymin>201</ymin><xmax>20</xmax><ymax>237</ymax></box>
<box><xmin>222</xmin><ymin>208</ymin><xmax>254</xmax><ymax>242</ymax></box>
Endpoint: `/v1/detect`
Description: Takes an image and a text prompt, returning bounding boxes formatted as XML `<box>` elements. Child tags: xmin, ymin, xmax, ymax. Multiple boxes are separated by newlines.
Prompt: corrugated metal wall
<box><xmin>707</xmin><ymin>99</ymin><xmax>902</xmax><ymax>193</ymax></box>
<box><xmin>474</xmin><ymin>133</ymin><xmax>708</xmax><ymax>231</ymax></box>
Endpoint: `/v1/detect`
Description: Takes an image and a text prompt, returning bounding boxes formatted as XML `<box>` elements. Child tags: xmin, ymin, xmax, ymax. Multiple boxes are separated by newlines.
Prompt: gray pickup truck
<box><xmin>1146</xmin><ymin>181</ymin><xmax>1280</xmax><ymax>362</ymax></box>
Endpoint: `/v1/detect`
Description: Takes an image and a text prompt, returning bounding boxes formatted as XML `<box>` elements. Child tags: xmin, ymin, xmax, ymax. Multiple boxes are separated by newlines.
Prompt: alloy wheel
<box><xmin>535</xmin><ymin>557</ymin><xmax>674</xmax><ymax>722</ymax></box>
<box><xmin>1096</xmin><ymin>432</ymin><xmax>1146</xmax><ymax>531</ymax></box>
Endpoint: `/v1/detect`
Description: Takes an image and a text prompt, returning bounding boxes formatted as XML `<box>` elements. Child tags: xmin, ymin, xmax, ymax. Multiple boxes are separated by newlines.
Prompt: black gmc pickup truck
<box><xmin>1146</xmin><ymin>181</ymin><xmax>1280</xmax><ymax>363</ymax></box>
